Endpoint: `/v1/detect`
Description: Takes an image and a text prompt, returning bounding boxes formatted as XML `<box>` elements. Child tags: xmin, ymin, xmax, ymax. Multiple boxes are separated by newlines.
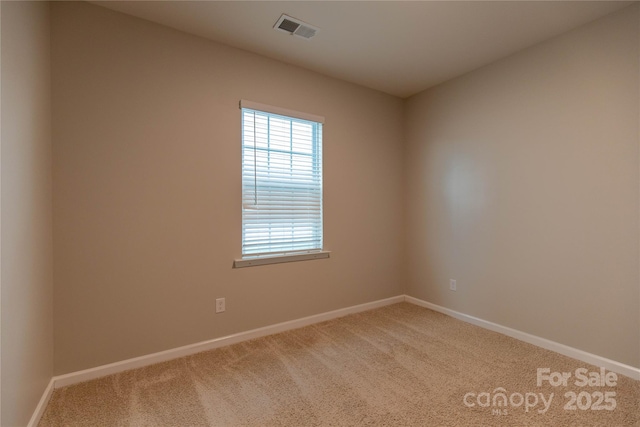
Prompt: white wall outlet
<box><xmin>449</xmin><ymin>279</ymin><xmax>457</xmax><ymax>291</ymax></box>
<box><xmin>215</xmin><ymin>297</ymin><xmax>226</xmax><ymax>313</ymax></box>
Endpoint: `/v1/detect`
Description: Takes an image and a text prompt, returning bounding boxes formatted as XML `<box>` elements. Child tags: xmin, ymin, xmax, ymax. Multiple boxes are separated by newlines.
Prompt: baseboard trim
<box><xmin>53</xmin><ymin>295</ymin><xmax>404</xmax><ymax>389</ymax></box>
<box><xmin>29</xmin><ymin>293</ymin><xmax>639</xmax><ymax>425</ymax></box>
<box><xmin>404</xmin><ymin>295</ymin><xmax>640</xmax><ymax>381</ymax></box>
<box><xmin>26</xmin><ymin>378</ymin><xmax>55</xmax><ymax>427</ymax></box>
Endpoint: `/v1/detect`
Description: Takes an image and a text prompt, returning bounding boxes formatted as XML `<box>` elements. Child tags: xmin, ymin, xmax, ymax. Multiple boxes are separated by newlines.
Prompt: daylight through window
<box><xmin>240</xmin><ymin>101</ymin><xmax>324</xmax><ymax>259</ymax></box>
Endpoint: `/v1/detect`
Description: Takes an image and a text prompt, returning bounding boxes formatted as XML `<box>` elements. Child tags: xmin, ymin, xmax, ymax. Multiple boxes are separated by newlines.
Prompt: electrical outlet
<box><xmin>449</xmin><ymin>279</ymin><xmax>457</xmax><ymax>291</ymax></box>
<box><xmin>215</xmin><ymin>297</ymin><xmax>226</xmax><ymax>313</ymax></box>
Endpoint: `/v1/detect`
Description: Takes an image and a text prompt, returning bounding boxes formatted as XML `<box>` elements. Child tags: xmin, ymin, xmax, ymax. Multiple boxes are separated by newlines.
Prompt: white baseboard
<box><xmin>28</xmin><ymin>293</ymin><xmax>639</xmax><ymax>425</ymax></box>
<box><xmin>53</xmin><ymin>295</ymin><xmax>405</xmax><ymax>389</ymax></box>
<box><xmin>404</xmin><ymin>295</ymin><xmax>640</xmax><ymax>381</ymax></box>
<box><xmin>26</xmin><ymin>378</ymin><xmax>54</xmax><ymax>427</ymax></box>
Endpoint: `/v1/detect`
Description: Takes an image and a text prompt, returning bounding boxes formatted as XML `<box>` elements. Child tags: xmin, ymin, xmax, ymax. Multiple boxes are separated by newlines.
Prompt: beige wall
<box><xmin>51</xmin><ymin>2</ymin><xmax>404</xmax><ymax>375</ymax></box>
<box><xmin>405</xmin><ymin>5</ymin><xmax>640</xmax><ymax>368</ymax></box>
<box><xmin>49</xmin><ymin>0</ymin><xmax>639</xmax><ymax>379</ymax></box>
<box><xmin>1</xmin><ymin>2</ymin><xmax>54</xmax><ymax>425</ymax></box>
<box><xmin>0</xmin><ymin>1</ymin><xmax>637</xmax><ymax>422</ymax></box>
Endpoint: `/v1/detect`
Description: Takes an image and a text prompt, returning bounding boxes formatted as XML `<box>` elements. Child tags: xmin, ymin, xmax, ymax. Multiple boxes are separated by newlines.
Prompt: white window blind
<box><xmin>240</xmin><ymin>100</ymin><xmax>323</xmax><ymax>259</ymax></box>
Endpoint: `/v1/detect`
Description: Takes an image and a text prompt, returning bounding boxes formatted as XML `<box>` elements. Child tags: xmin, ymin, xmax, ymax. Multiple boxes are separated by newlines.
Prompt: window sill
<box><xmin>234</xmin><ymin>251</ymin><xmax>330</xmax><ymax>268</ymax></box>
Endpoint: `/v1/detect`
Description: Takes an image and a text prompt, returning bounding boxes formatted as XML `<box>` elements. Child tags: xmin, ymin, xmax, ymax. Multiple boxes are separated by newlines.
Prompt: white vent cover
<box><xmin>274</xmin><ymin>14</ymin><xmax>319</xmax><ymax>39</ymax></box>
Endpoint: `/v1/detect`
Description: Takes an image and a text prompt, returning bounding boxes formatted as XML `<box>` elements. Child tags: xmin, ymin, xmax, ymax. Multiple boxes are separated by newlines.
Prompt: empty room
<box><xmin>1</xmin><ymin>1</ymin><xmax>639</xmax><ymax>426</ymax></box>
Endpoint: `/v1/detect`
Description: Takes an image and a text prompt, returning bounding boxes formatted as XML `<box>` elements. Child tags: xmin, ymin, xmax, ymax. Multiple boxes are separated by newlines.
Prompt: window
<box><xmin>235</xmin><ymin>100</ymin><xmax>329</xmax><ymax>267</ymax></box>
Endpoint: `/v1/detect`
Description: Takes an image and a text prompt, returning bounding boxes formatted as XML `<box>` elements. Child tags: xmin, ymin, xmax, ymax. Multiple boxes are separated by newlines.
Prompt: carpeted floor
<box><xmin>40</xmin><ymin>302</ymin><xmax>639</xmax><ymax>426</ymax></box>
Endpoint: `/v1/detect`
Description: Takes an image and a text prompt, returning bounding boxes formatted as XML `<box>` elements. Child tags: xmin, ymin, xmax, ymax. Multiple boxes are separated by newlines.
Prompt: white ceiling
<box><xmin>92</xmin><ymin>1</ymin><xmax>634</xmax><ymax>98</ymax></box>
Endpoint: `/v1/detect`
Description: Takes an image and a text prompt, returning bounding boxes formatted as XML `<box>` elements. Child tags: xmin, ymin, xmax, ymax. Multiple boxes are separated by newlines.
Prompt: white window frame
<box><xmin>234</xmin><ymin>100</ymin><xmax>330</xmax><ymax>268</ymax></box>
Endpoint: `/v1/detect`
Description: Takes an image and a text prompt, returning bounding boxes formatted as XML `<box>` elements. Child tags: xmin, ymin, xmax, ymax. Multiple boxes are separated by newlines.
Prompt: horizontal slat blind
<box><xmin>241</xmin><ymin>103</ymin><xmax>323</xmax><ymax>258</ymax></box>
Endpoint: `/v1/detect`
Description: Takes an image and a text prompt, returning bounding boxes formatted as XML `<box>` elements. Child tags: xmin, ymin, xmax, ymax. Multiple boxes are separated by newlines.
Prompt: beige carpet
<box><xmin>40</xmin><ymin>303</ymin><xmax>639</xmax><ymax>426</ymax></box>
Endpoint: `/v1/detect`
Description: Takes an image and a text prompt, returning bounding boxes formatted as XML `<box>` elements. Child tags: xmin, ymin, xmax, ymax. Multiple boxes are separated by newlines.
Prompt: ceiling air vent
<box><xmin>274</xmin><ymin>14</ymin><xmax>319</xmax><ymax>40</ymax></box>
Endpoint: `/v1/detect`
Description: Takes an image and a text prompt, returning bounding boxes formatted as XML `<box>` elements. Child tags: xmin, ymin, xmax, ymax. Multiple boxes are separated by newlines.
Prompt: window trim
<box><xmin>234</xmin><ymin>250</ymin><xmax>330</xmax><ymax>268</ymax></box>
<box><xmin>239</xmin><ymin>100</ymin><xmax>324</xmax><ymax>124</ymax></box>
<box><xmin>236</xmin><ymin>100</ymin><xmax>328</xmax><ymax>267</ymax></box>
